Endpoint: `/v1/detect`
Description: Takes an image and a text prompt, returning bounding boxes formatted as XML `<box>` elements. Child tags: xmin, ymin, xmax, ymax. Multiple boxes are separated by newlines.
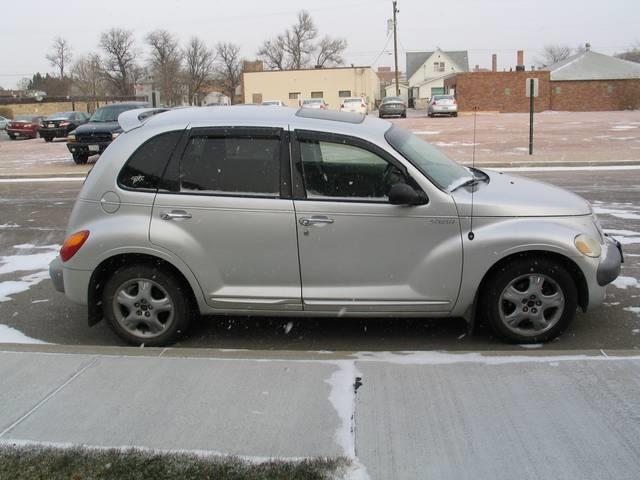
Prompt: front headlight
<box><xmin>112</xmin><ymin>132</ymin><xmax>121</xmax><ymax>140</ymax></box>
<box><xmin>67</xmin><ymin>134</ymin><xmax>76</xmax><ymax>143</ymax></box>
<box><xmin>575</xmin><ymin>234</ymin><xmax>602</xmax><ymax>258</ymax></box>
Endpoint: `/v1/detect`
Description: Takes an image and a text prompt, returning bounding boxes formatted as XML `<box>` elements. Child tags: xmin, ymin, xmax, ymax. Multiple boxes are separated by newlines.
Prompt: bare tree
<box><xmin>185</xmin><ymin>37</ymin><xmax>216</xmax><ymax>105</ymax></box>
<box><xmin>283</xmin><ymin>10</ymin><xmax>318</xmax><ymax>69</ymax></box>
<box><xmin>257</xmin><ymin>35</ymin><xmax>287</xmax><ymax>70</ymax></box>
<box><xmin>616</xmin><ymin>42</ymin><xmax>640</xmax><ymax>63</ymax></box>
<box><xmin>99</xmin><ymin>28</ymin><xmax>138</xmax><ymax>96</ymax></box>
<box><xmin>536</xmin><ymin>44</ymin><xmax>573</xmax><ymax>67</ymax></box>
<box><xmin>146</xmin><ymin>30</ymin><xmax>183</xmax><ymax>106</ymax></box>
<box><xmin>16</xmin><ymin>78</ymin><xmax>31</xmax><ymax>92</ymax></box>
<box><xmin>72</xmin><ymin>54</ymin><xmax>105</xmax><ymax>99</ymax></box>
<box><xmin>214</xmin><ymin>42</ymin><xmax>242</xmax><ymax>104</ymax></box>
<box><xmin>315</xmin><ymin>36</ymin><xmax>347</xmax><ymax>67</ymax></box>
<box><xmin>46</xmin><ymin>37</ymin><xmax>73</xmax><ymax>78</ymax></box>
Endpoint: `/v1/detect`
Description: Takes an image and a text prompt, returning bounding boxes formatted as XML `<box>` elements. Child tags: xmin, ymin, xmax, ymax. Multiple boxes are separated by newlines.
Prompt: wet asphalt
<box><xmin>0</xmin><ymin>169</ymin><xmax>638</xmax><ymax>352</ymax></box>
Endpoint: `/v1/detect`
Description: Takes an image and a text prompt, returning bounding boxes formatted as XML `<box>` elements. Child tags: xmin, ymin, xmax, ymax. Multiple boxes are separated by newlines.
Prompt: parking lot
<box><xmin>1</xmin><ymin>109</ymin><xmax>639</xmax><ymax>179</ymax></box>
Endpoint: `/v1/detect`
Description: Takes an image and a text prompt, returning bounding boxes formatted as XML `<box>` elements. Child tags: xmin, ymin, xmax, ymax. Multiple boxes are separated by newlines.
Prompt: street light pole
<box><xmin>393</xmin><ymin>0</ymin><xmax>400</xmax><ymax>96</ymax></box>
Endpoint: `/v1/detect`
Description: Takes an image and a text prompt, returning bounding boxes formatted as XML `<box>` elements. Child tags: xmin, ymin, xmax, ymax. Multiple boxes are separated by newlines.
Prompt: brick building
<box><xmin>444</xmin><ymin>49</ymin><xmax>640</xmax><ymax>112</ymax></box>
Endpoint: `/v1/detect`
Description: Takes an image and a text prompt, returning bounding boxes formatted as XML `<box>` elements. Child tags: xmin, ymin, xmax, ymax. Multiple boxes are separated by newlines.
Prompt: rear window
<box><xmin>118</xmin><ymin>131</ymin><xmax>183</xmax><ymax>191</ymax></box>
<box><xmin>45</xmin><ymin>112</ymin><xmax>74</xmax><ymax>120</ymax></box>
<box><xmin>14</xmin><ymin>115</ymin><xmax>36</xmax><ymax>121</ymax></box>
<box><xmin>303</xmin><ymin>99</ymin><xmax>322</xmax><ymax>104</ymax></box>
<box><xmin>180</xmin><ymin>135</ymin><xmax>281</xmax><ymax>196</ymax></box>
<box><xmin>344</xmin><ymin>98</ymin><xmax>363</xmax><ymax>104</ymax></box>
<box><xmin>433</xmin><ymin>95</ymin><xmax>454</xmax><ymax>101</ymax></box>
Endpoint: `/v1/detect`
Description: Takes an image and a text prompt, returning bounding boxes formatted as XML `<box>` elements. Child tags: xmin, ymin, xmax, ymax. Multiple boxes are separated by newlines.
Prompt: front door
<box><xmin>292</xmin><ymin>130</ymin><xmax>463</xmax><ymax>313</ymax></box>
<box><xmin>150</xmin><ymin>127</ymin><xmax>302</xmax><ymax>311</ymax></box>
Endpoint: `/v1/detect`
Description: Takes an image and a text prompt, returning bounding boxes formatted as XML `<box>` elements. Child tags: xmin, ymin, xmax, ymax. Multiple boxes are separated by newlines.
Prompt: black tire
<box><xmin>43</xmin><ymin>136</ymin><xmax>53</xmax><ymax>142</ymax></box>
<box><xmin>379</xmin><ymin>113</ymin><xmax>384</xmax><ymax>118</ymax></box>
<box><xmin>401</xmin><ymin>113</ymin><xmax>407</xmax><ymax>118</ymax></box>
<box><xmin>452</xmin><ymin>113</ymin><xmax>458</xmax><ymax>118</ymax></box>
<box><xmin>481</xmin><ymin>257</ymin><xmax>577</xmax><ymax>344</ymax></box>
<box><xmin>102</xmin><ymin>264</ymin><xmax>191</xmax><ymax>346</ymax></box>
<box><xmin>73</xmin><ymin>154</ymin><xmax>88</xmax><ymax>165</ymax></box>
<box><xmin>8</xmin><ymin>134</ymin><xmax>16</xmax><ymax>140</ymax></box>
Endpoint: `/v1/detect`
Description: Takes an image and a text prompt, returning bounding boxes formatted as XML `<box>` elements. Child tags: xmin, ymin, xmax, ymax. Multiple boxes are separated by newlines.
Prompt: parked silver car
<box><xmin>50</xmin><ymin>106</ymin><xmax>622</xmax><ymax>346</ymax></box>
<box><xmin>428</xmin><ymin>94</ymin><xmax>458</xmax><ymax>117</ymax></box>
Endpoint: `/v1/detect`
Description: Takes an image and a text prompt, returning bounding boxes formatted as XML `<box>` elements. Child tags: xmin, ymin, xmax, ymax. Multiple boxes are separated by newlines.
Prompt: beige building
<box><xmin>243</xmin><ymin>66</ymin><xmax>381</xmax><ymax>110</ymax></box>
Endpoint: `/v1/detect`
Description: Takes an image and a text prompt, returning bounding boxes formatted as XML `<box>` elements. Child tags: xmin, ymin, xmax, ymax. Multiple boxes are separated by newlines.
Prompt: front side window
<box><xmin>118</xmin><ymin>131</ymin><xmax>183</xmax><ymax>191</ymax></box>
<box><xmin>299</xmin><ymin>138</ymin><xmax>406</xmax><ymax>201</ymax></box>
<box><xmin>180</xmin><ymin>135</ymin><xmax>280</xmax><ymax>196</ymax></box>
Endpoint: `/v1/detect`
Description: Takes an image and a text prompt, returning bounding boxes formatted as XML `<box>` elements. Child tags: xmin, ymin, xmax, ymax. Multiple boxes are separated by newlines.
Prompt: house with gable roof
<box><xmin>406</xmin><ymin>49</ymin><xmax>469</xmax><ymax>106</ymax></box>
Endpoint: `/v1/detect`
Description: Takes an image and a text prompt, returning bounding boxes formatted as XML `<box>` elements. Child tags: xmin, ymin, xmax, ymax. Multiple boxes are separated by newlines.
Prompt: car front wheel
<box><xmin>72</xmin><ymin>154</ymin><xmax>88</xmax><ymax>164</ymax></box>
<box><xmin>102</xmin><ymin>265</ymin><xmax>191</xmax><ymax>346</ymax></box>
<box><xmin>481</xmin><ymin>257</ymin><xmax>577</xmax><ymax>343</ymax></box>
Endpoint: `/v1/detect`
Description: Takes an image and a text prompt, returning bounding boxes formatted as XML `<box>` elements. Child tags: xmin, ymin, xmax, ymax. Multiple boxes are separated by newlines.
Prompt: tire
<box><xmin>102</xmin><ymin>264</ymin><xmax>191</xmax><ymax>346</ymax></box>
<box><xmin>401</xmin><ymin>113</ymin><xmax>407</xmax><ymax>118</ymax></box>
<box><xmin>73</xmin><ymin>154</ymin><xmax>88</xmax><ymax>165</ymax></box>
<box><xmin>452</xmin><ymin>113</ymin><xmax>458</xmax><ymax>118</ymax></box>
<box><xmin>43</xmin><ymin>137</ymin><xmax>53</xmax><ymax>142</ymax></box>
<box><xmin>481</xmin><ymin>257</ymin><xmax>577</xmax><ymax>344</ymax></box>
<box><xmin>379</xmin><ymin>113</ymin><xmax>384</xmax><ymax>118</ymax></box>
<box><xmin>8</xmin><ymin>135</ymin><xmax>16</xmax><ymax>140</ymax></box>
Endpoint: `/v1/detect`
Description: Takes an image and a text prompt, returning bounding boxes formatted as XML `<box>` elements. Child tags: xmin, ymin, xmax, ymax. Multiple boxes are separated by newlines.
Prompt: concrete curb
<box><xmin>1</xmin><ymin>343</ymin><xmax>639</xmax><ymax>360</ymax></box>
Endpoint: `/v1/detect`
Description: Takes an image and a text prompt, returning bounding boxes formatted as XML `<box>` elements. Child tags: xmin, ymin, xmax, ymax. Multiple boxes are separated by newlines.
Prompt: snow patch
<box><xmin>624</xmin><ymin>307</ymin><xmax>640</xmax><ymax>316</ymax></box>
<box><xmin>0</xmin><ymin>324</ymin><xmax>48</xmax><ymax>344</ymax></box>
<box><xmin>594</xmin><ymin>206</ymin><xmax>640</xmax><ymax>220</ymax></box>
<box><xmin>612</xmin><ymin>276</ymin><xmax>639</xmax><ymax>290</ymax></box>
<box><xmin>0</xmin><ymin>245</ymin><xmax>60</xmax><ymax>302</ymax></box>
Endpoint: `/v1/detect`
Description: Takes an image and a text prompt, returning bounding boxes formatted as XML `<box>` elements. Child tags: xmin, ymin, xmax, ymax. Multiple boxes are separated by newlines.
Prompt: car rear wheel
<box><xmin>102</xmin><ymin>265</ymin><xmax>191</xmax><ymax>346</ymax></box>
<box><xmin>481</xmin><ymin>257</ymin><xmax>577</xmax><ymax>343</ymax></box>
<box><xmin>72</xmin><ymin>154</ymin><xmax>88</xmax><ymax>165</ymax></box>
<box><xmin>43</xmin><ymin>137</ymin><xmax>53</xmax><ymax>142</ymax></box>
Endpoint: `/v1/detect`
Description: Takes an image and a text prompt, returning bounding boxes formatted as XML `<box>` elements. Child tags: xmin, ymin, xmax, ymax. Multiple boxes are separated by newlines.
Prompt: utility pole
<box><xmin>392</xmin><ymin>0</ymin><xmax>400</xmax><ymax>95</ymax></box>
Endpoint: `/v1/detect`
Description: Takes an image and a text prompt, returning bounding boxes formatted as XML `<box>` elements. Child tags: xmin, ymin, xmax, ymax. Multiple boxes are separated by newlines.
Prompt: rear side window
<box><xmin>180</xmin><ymin>136</ymin><xmax>280</xmax><ymax>196</ymax></box>
<box><xmin>118</xmin><ymin>131</ymin><xmax>183</xmax><ymax>191</ymax></box>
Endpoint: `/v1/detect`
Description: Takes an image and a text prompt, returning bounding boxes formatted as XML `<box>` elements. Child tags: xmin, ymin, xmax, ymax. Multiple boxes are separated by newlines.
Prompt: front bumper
<box><xmin>597</xmin><ymin>235</ymin><xmax>623</xmax><ymax>286</ymax></box>
<box><xmin>67</xmin><ymin>141</ymin><xmax>111</xmax><ymax>156</ymax></box>
<box><xmin>49</xmin><ymin>256</ymin><xmax>65</xmax><ymax>293</ymax></box>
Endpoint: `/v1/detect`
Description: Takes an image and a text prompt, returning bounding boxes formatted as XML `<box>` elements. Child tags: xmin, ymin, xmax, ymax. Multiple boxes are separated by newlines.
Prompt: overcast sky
<box><xmin>1</xmin><ymin>0</ymin><xmax>638</xmax><ymax>89</ymax></box>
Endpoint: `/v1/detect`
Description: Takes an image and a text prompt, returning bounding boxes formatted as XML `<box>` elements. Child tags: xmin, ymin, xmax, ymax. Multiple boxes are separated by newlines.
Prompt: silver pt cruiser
<box><xmin>50</xmin><ymin>106</ymin><xmax>623</xmax><ymax>346</ymax></box>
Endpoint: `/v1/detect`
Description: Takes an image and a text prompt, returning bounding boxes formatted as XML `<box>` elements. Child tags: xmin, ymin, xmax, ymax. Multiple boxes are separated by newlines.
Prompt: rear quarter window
<box><xmin>118</xmin><ymin>130</ymin><xmax>183</xmax><ymax>191</ymax></box>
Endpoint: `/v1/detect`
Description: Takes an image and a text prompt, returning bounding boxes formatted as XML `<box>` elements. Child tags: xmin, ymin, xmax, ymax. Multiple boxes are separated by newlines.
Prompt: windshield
<box><xmin>14</xmin><ymin>115</ymin><xmax>36</xmax><ymax>121</ymax></box>
<box><xmin>303</xmin><ymin>99</ymin><xmax>322</xmax><ymax>104</ymax></box>
<box><xmin>385</xmin><ymin>125</ymin><xmax>470</xmax><ymax>190</ymax></box>
<box><xmin>90</xmin><ymin>105</ymin><xmax>140</xmax><ymax>122</ymax></box>
<box><xmin>45</xmin><ymin>112</ymin><xmax>74</xmax><ymax>120</ymax></box>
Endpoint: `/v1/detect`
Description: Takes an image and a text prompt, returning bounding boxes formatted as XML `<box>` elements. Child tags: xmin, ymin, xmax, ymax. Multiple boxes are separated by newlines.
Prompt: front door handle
<box><xmin>160</xmin><ymin>210</ymin><xmax>192</xmax><ymax>220</ymax></box>
<box><xmin>299</xmin><ymin>216</ymin><xmax>334</xmax><ymax>226</ymax></box>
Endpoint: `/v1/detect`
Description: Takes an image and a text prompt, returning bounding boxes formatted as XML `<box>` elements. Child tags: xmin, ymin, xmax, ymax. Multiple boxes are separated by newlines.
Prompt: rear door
<box><xmin>150</xmin><ymin>126</ymin><xmax>302</xmax><ymax>311</ymax></box>
<box><xmin>291</xmin><ymin>130</ymin><xmax>463</xmax><ymax>313</ymax></box>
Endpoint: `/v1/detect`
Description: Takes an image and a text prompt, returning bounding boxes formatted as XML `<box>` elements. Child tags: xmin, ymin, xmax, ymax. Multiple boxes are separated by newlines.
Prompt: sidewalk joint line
<box><xmin>0</xmin><ymin>357</ymin><xmax>99</xmax><ymax>439</ymax></box>
<box><xmin>600</xmin><ymin>349</ymin><xmax>609</xmax><ymax>358</ymax></box>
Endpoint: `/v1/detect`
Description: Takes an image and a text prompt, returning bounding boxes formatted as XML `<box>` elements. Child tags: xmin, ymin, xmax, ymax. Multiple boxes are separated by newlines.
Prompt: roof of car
<box><xmin>143</xmin><ymin>105</ymin><xmax>391</xmax><ymax>138</ymax></box>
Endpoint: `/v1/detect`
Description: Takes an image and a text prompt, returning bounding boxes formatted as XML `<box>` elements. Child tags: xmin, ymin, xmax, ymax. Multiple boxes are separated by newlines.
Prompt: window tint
<box><xmin>299</xmin><ymin>139</ymin><xmax>405</xmax><ymax>201</ymax></box>
<box><xmin>118</xmin><ymin>131</ymin><xmax>183</xmax><ymax>190</ymax></box>
<box><xmin>180</xmin><ymin>136</ymin><xmax>280</xmax><ymax>196</ymax></box>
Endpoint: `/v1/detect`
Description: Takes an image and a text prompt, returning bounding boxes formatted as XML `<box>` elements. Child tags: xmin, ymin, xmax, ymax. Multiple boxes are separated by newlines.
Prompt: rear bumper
<box><xmin>50</xmin><ymin>257</ymin><xmax>92</xmax><ymax>305</ymax></box>
<box><xmin>430</xmin><ymin>107</ymin><xmax>458</xmax><ymax>114</ymax></box>
<box><xmin>49</xmin><ymin>257</ymin><xmax>65</xmax><ymax>293</ymax></box>
<box><xmin>7</xmin><ymin>128</ymin><xmax>38</xmax><ymax>137</ymax></box>
<box><xmin>380</xmin><ymin>107</ymin><xmax>406</xmax><ymax>116</ymax></box>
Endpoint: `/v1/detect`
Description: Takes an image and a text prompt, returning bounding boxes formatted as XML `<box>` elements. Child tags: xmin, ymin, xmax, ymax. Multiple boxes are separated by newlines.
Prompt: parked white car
<box><xmin>0</xmin><ymin>115</ymin><xmax>8</xmax><ymax>130</ymax></box>
<box><xmin>301</xmin><ymin>98</ymin><xmax>328</xmax><ymax>109</ymax></box>
<box><xmin>340</xmin><ymin>97</ymin><xmax>368</xmax><ymax>115</ymax></box>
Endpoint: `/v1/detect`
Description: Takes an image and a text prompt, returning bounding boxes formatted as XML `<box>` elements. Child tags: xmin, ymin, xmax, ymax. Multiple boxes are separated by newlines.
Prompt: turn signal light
<box><xmin>60</xmin><ymin>230</ymin><xmax>90</xmax><ymax>262</ymax></box>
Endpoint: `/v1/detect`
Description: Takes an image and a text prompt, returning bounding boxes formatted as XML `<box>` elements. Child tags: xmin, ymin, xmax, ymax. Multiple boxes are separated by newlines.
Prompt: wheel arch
<box><xmin>477</xmin><ymin>250</ymin><xmax>589</xmax><ymax>315</ymax></box>
<box><xmin>87</xmin><ymin>253</ymin><xmax>201</xmax><ymax>326</ymax></box>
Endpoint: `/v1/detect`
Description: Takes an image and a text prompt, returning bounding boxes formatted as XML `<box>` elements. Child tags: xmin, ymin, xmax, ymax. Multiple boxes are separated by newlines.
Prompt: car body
<box><xmin>340</xmin><ymin>97</ymin><xmax>368</xmax><ymax>115</ymax></box>
<box><xmin>379</xmin><ymin>96</ymin><xmax>407</xmax><ymax>118</ymax></box>
<box><xmin>50</xmin><ymin>106</ymin><xmax>622</xmax><ymax>347</ymax></box>
<box><xmin>40</xmin><ymin>111</ymin><xmax>89</xmax><ymax>142</ymax></box>
<box><xmin>0</xmin><ymin>115</ymin><xmax>8</xmax><ymax>130</ymax></box>
<box><xmin>261</xmin><ymin>100</ymin><xmax>285</xmax><ymax>106</ymax></box>
<box><xmin>66</xmin><ymin>102</ymin><xmax>149</xmax><ymax>164</ymax></box>
<box><xmin>6</xmin><ymin>115</ymin><xmax>44</xmax><ymax>139</ymax></box>
<box><xmin>301</xmin><ymin>98</ymin><xmax>328</xmax><ymax>109</ymax></box>
<box><xmin>428</xmin><ymin>95</ymin><xmax>458</xmax><ymax>117</ymax></box>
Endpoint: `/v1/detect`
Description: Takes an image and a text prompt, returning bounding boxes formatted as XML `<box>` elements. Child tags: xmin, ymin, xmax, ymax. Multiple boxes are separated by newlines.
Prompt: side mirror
<box><xmin>388</xmin><ymin>183</ymin><xmax>428</xmax><ymax>206</ymax></box>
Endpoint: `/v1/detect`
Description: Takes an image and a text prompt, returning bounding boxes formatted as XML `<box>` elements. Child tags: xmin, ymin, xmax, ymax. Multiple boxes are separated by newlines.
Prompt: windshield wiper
<box><xmin>450</xmin><ymin>177</ymin><xmax>479</xmax><ymax>191</ymax></box>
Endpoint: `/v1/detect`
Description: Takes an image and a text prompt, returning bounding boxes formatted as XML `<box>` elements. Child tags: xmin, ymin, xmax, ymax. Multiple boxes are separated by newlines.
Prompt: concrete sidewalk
<box><xmin>1</xmin><ymin>347</ymin><xmax>640</xmax><ymax>479</ymax></box>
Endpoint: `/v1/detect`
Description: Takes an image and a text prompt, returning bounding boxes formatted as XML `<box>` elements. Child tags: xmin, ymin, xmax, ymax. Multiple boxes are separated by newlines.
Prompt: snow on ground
<box><xmin>0</xmin><ymin>244</ymin><xmax>60</xmax><ymax>302</ymax></box>
<box><xmin>594</xmin><ymin>206</ymin><xmax>640</xmax><ymax>220</ymax></box>
<box><xmin>0</xmin><ymin>324</ymin><xmax>48</xmax><ymax>344</ymax></box>
<box><xmin>412</xmin><ymin>130</ymin><xmax>441</xmax><ymax>135</ymax></box>
<box><xmin>612</xmin><ymin>276</ymin><xmax>639</xmax><ymax>290</ymax></box>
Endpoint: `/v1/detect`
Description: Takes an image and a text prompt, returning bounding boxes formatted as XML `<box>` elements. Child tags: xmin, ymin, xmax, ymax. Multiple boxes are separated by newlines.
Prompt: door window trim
<box><xmin>291</xmin><ymin>129</ymin><xmax>421</xmax><ymax>203</ymax></box>
<box><xmin>160</xmin><ymin>126</ymin><xmax>290</xmax><ymax>200</ymax></box>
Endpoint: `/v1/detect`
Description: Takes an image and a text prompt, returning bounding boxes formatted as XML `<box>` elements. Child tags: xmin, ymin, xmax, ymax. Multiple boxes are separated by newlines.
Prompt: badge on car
<box><xmin>89</xmin><ymin>145</ymin><xmax>99</xmax><ymax>152</ymax></box>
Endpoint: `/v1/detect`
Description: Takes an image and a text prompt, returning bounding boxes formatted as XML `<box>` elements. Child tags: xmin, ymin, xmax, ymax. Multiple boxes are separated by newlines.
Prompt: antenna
<box><xmin>468</xmin><ymin>106</ymin><xmax>477</xmax><ymax>241</ymax></box>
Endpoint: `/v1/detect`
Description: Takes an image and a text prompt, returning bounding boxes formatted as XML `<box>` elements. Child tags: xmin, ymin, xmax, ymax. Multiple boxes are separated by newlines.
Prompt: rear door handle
<box><xmin>299</xmin><ymin>216</ymin><xmax>334</xmax><ymax>226</ymax></box>
<box><xmin>160</xmin><ymin>210</ymin><xmax>192</xmax><ymax>220</ymax></box>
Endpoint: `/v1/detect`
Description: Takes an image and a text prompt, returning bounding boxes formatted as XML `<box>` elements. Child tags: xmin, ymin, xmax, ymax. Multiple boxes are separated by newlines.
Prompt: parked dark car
<box><xmin>67</xmin><ymin>102</ymin><xmax>149</xmax><ymax>164</ymax></box>
<box><xmin>6</xmin><ymin>115</ymin><xmax>44</xmax><ymax>139</ymax></box>
<box><xmin>40</xmin><ymin>111</ymin><xmax>89</xmax><ymax>142</ymax></box>
<box><xmin>378</xmin><ymin>96</ymin><xmax>407</xmax><ymax>118</ymax></box>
